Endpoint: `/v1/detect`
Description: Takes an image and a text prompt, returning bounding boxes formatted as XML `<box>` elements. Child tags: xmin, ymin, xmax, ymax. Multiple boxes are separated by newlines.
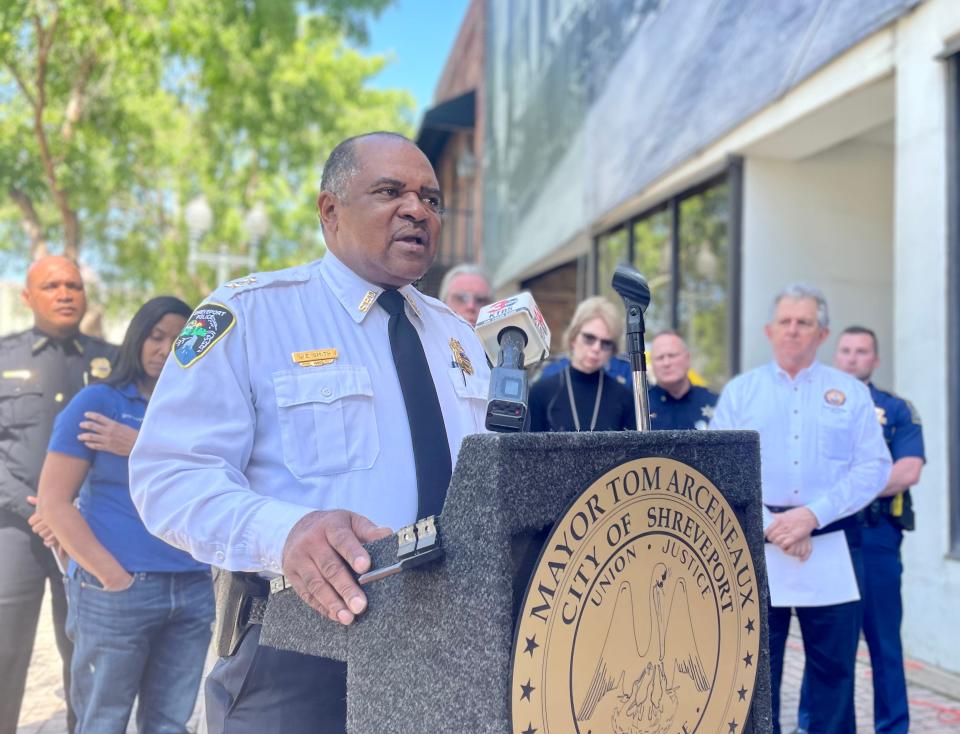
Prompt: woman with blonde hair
<box><xmin>529</xmin><ymin>296</ymin><xmax>635</xmax><ymax>432</ymax></box>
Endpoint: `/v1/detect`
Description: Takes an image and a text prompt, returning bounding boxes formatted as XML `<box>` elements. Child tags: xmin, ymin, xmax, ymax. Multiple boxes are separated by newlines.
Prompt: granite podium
<box><xmin>260</xmin><ymin>430</ymin><xmax>772</xmax><ymax>733</ymax></box>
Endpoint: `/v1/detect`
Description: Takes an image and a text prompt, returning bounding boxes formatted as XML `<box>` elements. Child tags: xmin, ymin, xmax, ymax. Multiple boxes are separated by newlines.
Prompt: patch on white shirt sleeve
<box><xmin>174</xmin><ymin>303</ymin><xmax>236</xmax><ymax>367</ymax></box>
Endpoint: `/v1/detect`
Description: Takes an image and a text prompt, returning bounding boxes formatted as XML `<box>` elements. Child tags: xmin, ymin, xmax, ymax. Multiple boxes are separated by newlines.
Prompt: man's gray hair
<box><xmin>439</xmin><ymin>263</ymin><xmax>491</xmax><ymax>303</ymax></box>
<box><xmin>771</xmin><ymin>283</ymin><xmax>829</xmax><ymax>328</ymax></box>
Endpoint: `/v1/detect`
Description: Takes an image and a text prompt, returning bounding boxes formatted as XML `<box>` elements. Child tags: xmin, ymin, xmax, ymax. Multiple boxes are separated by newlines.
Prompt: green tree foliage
<box><xmin>0</xmin><ymin>0</ymin><xmax>413</xmax><ymax>309</ymax></box>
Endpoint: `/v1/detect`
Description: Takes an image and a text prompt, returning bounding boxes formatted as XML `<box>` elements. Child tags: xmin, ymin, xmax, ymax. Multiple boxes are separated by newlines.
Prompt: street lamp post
<box><xmin>184</xmin><ymin>195</ymin><xmax>269</xmax><ymax>283</ymax></box>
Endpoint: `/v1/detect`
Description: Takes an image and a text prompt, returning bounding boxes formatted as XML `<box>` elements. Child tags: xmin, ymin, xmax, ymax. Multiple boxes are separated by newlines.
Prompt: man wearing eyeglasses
<box><xmin>439</xmin><ymin>264</ymin><xmax>492</xmax><ymax>326</ymax></box>
<box><xmin>648</xmin><ymin>331</ymin><xmax>718</xmax><ymax>430</ymax></box>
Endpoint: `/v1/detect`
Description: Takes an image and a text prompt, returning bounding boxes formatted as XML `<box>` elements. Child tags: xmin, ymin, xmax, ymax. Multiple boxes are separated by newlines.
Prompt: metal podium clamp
<box><xmin>358</xmin><ymin>516</ymin><xmax>443</xmax><ymax>585</ymax></box>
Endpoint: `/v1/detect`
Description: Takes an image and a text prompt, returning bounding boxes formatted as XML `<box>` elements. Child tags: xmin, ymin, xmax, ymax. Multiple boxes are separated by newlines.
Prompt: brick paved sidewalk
<box><xmin>18</xmin><ymin>597</ymin><xmax>960</xmax><ymax>732</ymax></box>
<box><xmin>779</xmin><ymin>618</ymin><xmax>960</xmax><ymax>733</ymax></box>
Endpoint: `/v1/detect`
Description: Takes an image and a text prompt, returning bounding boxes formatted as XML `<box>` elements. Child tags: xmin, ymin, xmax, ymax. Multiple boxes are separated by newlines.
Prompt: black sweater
<box><xmin>529</xmin><ymin>365</ymin><xmax>635</xmax><ymax>432</ymax></box>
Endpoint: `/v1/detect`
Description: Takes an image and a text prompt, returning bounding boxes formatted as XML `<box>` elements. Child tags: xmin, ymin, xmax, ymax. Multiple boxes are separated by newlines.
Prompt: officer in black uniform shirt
<box><xmin>0</xmin><ymin>256</ymin><xmax>116</xmax><ymax>734</ymax></box>
<box><xmin>648</xmin><ymin>331</ymin><xmax>718</xmax><ymax>430</ymax></box>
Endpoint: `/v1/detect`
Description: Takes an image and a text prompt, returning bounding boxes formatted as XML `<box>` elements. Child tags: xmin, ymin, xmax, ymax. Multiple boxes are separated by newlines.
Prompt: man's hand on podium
<box><xmin>282</xmin><ymin>510</ymin><xmax>392</xmax><ymax>625</ymax></box>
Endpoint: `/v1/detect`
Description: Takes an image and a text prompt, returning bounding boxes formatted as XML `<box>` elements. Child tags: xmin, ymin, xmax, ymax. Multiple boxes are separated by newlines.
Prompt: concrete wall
<box><xmin>891</xmin><ymin>0</ymin><xmax>960</xmax><ymax>671</ymax></box>
<box><xmin>741</xmin><ymin>139</ymin><xmax>895</xmax><ymax>387</ymax></box>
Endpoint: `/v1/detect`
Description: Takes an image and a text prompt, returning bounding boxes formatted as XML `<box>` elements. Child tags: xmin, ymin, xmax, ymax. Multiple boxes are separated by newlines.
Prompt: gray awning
<box><xmin>416</xmin><ymin>90</ymin><xmax>476</xmax><ymax>164</ymax></box>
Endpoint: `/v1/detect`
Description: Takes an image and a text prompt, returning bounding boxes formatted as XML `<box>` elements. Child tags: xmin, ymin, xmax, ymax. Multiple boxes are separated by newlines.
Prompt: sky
<box><xmin>0</xmin><ymin>1</ymin><xmax>472</xmax><ymax>296</ymax></box>
<box><xmin>365</xmin><ymin>0</ymin><xmax>472</xmax><ymax>117</ymax></box>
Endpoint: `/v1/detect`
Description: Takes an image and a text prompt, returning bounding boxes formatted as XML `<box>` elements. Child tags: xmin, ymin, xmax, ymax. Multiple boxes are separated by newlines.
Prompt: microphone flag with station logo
<box><xmin>474</xmin><ymin>292</ymin><xmax>551</xmax><ymax>432</ymax></box>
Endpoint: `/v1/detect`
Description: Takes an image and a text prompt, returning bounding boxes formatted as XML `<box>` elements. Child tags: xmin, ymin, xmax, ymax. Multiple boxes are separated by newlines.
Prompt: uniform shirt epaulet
<box><xmin>419</xmin><ymin>292</ymin><xmax>473</xmax><ymax>326</ymax></box>
<box><xmin>0</xmin><ymin>329</ymin><xmax>32</xmax><ymax>350</ymax></box>
<box><xmin>209</xmin><ymin>264</ymin><xmax>313</xmax><ymax>303</ymax></box>
<box><xmin>872</xmin><ymin>383</ymin><xmax>921</xmax><ymax>421</ymax></box>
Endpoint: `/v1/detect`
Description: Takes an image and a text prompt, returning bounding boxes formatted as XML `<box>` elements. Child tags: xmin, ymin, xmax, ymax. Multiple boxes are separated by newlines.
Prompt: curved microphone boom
<box><xmin>612</xmin><ymin>263</ymin><xmax>652</xmax><ymax>431</ymax></box>
<box><xmin>474</xmin><ymin>292</ymin><xmax>551</xmax><ymax>432</ymax></box>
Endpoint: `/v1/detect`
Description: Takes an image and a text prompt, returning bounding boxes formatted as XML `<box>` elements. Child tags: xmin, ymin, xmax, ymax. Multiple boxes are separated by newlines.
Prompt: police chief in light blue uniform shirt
<box><xmin>710</xmin><ymin>284</ymin><xmax>890</xmax><ymax>734</ymax></box>
<box><xmin>129</xmin><ymin>132</ymin><xmax>490</xmax><ymax>734</ymax></box>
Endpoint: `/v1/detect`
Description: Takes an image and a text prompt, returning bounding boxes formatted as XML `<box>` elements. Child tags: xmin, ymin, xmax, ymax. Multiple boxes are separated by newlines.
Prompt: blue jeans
<box><xmin>65</xmin><ymin>568</ymin><xmax>214</xmax><ymax>734</ymax></box>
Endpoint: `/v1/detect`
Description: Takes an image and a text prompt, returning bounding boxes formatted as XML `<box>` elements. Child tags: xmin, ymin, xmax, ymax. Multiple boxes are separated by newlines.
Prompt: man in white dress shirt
<box><xmin>129</xmin><ymin>132</ymin><xmax>490</xmax><ymax>733</ymax></box>
<box><xmin>710</xmin><ymin>284</ymin><xmax>890</xmax><ymax>734</ymax></box>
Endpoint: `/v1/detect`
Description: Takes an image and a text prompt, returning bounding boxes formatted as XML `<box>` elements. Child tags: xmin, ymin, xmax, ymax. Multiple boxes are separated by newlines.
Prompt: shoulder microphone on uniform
<box><xmin>474</xmin><ymin>292</ymin><xmax>551</xmax><ymax>432</ymax></box>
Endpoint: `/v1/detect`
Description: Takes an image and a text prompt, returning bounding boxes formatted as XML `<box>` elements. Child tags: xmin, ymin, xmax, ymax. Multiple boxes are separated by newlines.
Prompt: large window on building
<box><xmin>593</xmin><ymin>168</ymin><xmax>741</xmax><ymax>388</ymax></box>
<box><xmin>632</xmin><ymin>206</ymin><xmax>672</xmax><ymax>336</ymax></box>
<box><xmin>596</xmin><ymin>226</ymin><xmax>629</xmax><ymax>306</ymax></box>
<box><xmin>678</xmin><ymin>181</ymin><xmax>731</xmax><ymax>385</ymax></box>
<box><xmin>947</xmin><ymin>49</ymin><xmax>960</xmax><ymax>555</ymax></box>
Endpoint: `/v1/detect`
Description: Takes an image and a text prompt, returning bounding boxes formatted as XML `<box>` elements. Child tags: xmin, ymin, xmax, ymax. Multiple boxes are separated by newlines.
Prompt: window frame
<box><xmin>946</xmin><ymin>51</ymin><xmax>960</xmax><ymax>557</ymax></box>
<box><xmin>591</xmin><ymin>160</ymin><xmax>743</xmax><ymax>381</ymax></box>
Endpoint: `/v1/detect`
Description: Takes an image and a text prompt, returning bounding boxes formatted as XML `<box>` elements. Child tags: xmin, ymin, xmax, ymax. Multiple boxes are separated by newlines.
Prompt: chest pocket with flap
<box><xmin>273</xmin><ymin>366</ymin><xmax>379</xmax><ymax>478</ymax></box>
<box><xmin>0</xmin><ymin>375</ymin><xmax>44</xmax><ymax>430</ymax></box>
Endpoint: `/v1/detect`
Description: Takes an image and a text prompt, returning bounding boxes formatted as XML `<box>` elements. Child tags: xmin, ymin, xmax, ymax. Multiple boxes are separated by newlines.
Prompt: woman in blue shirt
<box><xmin>34</xmin><ymin>296</ymin><xmax>214</xmax><ymax>734</ymax></box>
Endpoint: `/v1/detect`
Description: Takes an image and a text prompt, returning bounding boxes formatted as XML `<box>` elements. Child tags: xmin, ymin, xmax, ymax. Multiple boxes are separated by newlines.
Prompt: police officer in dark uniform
<box><xmin>797</xmin><ymin>325</ymin><xmax>924</xmax><ymax>734</ymax></box>
<box><xmin>648</xmin><ymin>331</ymin><xmax>718</xmax><ymax>430</ymax></box>
<box><xmin>0</xmin><ymin>256</ymin><xmax>116</xmax><ymax>734</ymax></box>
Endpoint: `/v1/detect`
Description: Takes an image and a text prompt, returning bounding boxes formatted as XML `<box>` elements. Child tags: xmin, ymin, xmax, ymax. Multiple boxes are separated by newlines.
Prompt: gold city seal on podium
<box><xmin>512</xmin><ymin>457</ymin><xmax>761</xmax><ymax>734</ymax></box>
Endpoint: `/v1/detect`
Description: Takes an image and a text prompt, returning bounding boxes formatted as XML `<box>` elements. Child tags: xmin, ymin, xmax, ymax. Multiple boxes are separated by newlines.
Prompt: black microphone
<box><xmin>612</xmin><ymin>263</ymin><xmax>652</xmax><ymax>430</ymax></box>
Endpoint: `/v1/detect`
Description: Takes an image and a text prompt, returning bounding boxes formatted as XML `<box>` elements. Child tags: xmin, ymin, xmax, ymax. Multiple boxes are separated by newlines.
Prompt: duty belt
<box><xmin>212</xmin><ymin>571</ymin><xmax>269</xmax><ymax>658</ymax></box>
<box><xmin>861</xmin><ymin>492</ymin><xmax>915</xmax><ymax>531</ymax></box>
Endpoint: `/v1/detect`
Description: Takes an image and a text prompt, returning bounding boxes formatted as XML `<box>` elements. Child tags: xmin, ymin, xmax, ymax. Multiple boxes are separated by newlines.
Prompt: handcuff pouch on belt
<box><xmin>212</xmin><ymin>570</ymin><xmax>269</xmax><ymax>658</ymax></box>
<box><xmin>862</xmin><ymin>491</ymin><xmax>915</xmax><ymax>532</ymax></box>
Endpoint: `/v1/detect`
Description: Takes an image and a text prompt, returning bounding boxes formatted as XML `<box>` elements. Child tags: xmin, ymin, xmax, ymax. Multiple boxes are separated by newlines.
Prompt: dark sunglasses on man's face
<box><xmin>579</xmin><ymin>331</ymin><xmax>616</xmax><ymax>352</ymax></box>
<box><xmin>451</xmin><ymin>293</ymin><xmax>492</xmax><ymax>307</ymax></box>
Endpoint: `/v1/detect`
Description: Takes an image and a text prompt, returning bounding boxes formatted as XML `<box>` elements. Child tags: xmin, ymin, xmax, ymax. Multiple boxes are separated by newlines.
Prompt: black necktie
<box><xmin>378</xmin><ymin>289</ymin><xmax>452</xmax><ymax>518</ymax></box>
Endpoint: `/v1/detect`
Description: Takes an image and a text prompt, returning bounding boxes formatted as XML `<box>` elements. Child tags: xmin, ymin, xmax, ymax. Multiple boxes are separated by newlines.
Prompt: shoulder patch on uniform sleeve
<box><xmin>905</xmin><ymin>399</ymin><xmax>922</xmax><ymax>425</ymax></box>
<box><xmin>174</xmin><ymin>303</ymin><xmax>236</xmax><ymax>367</ymax></box>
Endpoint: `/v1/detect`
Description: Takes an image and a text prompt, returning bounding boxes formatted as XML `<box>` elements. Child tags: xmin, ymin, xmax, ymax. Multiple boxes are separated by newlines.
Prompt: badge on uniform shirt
<box><xmin>701</xmin><ymin>404</ymin><xmax>715</xmax><ymax>419</ymax></box>
<box><xmin>89</xmin><ymin>356</ymin><xmax>112</xmax><ymax>380</ymax></box>
<box><xmin>292</xmin><ymin>349</ymin><xmax>338</xmax><ymax>368</ymax></box>
<box><xmin>174</xmin><ymin>303</ymin><xmax>236</xmax><ymax>368</ymax></box>
<box><xmin>448</xmin><ymin>338</ymin><xmax>474</xmax><ymax>375</ymax></box>
<box><xmin>824</xmin><ymin>389</ymin><xmax>846</xmax><ymax>406</ymax></box>
<box><xmin>875</xmin><ymin>406</ymin><xmax>887</xmax><ymax>426</ymax></box>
